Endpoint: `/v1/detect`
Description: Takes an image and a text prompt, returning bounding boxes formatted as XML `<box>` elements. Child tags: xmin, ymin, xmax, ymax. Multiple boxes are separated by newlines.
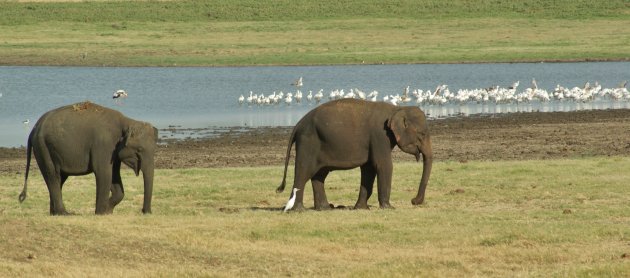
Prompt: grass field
<box><xmin>0</xmin><ymin>0</ymin><xmax>628</xmax><ymax>66</ymax></box>
<box><xmin>1</xmin><ymin>157</ymin><xmax>629</xmax><ymax>276</ymax></box>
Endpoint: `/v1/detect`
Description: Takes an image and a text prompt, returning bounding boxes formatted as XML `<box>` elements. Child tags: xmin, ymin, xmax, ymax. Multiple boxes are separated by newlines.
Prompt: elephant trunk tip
<box><xmin>411</xmin><ymin>196</ymin><xmax>425</xmax><ymax>206</ymax></box>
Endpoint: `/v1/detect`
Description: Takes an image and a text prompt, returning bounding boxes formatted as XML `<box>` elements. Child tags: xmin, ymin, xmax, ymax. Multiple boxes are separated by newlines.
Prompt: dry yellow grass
<box><xmin>1</xmin><ymin>157</ymin><xmax>629</xmax><ymax>276</ymax></box>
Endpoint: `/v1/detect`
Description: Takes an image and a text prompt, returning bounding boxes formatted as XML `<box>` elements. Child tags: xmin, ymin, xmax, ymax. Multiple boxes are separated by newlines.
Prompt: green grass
<box><xmin>2</xmin><ymin>157</ymin><xmax>629</xmax><ymax>276</ymax></box>
<box><xmin>0</xmin><ymin>0</ymin><xmax>628</xmax><ymax>66</ymax></box>
<box><xmin>1</xmin><ymin>0</ymin><xmax>627</xmax><ymax>24</ymax></box>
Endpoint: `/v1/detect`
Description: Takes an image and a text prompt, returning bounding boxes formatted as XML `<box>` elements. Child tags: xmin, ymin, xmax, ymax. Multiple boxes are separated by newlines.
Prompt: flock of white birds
<box><xmin>238</xmin><ymin>77</ymin><xmax>630</xmax><ymax>107</ymax></box>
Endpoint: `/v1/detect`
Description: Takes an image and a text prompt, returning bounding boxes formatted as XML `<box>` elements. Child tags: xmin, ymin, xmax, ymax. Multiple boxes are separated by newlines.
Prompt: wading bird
<box><xmin>291</xmin><ymin>77</ymin><xmax>303</xmax><ymax>88</ymax></box>
<box><xmin>238</xmin><ymin>94</ymin><xmax>245</xmax><ymax>105</ymax></box>
<box><xmin>112</xmin><ymin>89</ymin><xmax>128</xmax><ymax>104</ymax></box>
<box><xmin>283</xmin><ymin>188</ymin><xmax>300</xmax><ymax>212</ymax></box>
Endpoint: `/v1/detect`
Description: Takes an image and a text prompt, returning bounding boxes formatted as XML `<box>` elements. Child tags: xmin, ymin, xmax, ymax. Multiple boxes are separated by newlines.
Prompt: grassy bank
<box><xmin>1</xmin><ymin>157</ymin><xmax>629</xmax><ymax>276</ymax></box>
<box><xmin>0</xmin><ymin>0</ymin><xmax>628</xmax><ymax>66</ymax></box>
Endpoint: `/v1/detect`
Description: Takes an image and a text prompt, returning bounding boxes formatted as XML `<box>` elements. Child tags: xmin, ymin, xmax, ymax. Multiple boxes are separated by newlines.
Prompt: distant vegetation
<box><xmin>0</xmin><ymin>0</ymin><xmax>627</xmax><ymax>25</ymax></box>
<box><xmin>0</xmin><ymin>0</ymin><xmax>628</xmax><ymax>66</ymax></box>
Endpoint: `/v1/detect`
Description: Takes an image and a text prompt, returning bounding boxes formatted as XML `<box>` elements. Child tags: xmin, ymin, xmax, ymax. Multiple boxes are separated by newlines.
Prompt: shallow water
<box><xmin>0</xmin><ymin>62</ymin><xmax>628</xmax><ymax>147</ymax></box>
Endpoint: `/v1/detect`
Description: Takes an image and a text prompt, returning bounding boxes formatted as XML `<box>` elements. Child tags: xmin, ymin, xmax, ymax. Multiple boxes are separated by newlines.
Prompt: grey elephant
<box><xmin>19</xmin><ymin>101</ymin><xmax>158</xmax><ymax>215</ymax></box>
<box><xmin>277</xmin><ymin>98</ymin><xmax>433</xmax><ymax>211</ymax></box>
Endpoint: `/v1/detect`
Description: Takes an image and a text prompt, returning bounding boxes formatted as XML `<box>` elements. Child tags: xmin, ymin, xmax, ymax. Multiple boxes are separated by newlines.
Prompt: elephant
<box><xmin>19</xmin><ymin>101</ymin><xmax>158</xmax><ymax>215</ymax></box>
<box><xmin>276</xmin><ymin>98</ymin><xmax>433</xmax><ymax>211</ymax></box>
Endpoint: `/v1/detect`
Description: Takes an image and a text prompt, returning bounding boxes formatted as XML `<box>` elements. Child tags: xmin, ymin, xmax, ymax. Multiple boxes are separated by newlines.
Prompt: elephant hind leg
<box><xmin>42</xmin><ymin>167</ymin><xmax>69</xmax><ymax>215</ymax></box>
<box><xmin>289</xmin><ymin>158</ymin><xmax>321</xmax><ymax>212</ymax></box>
<box><xmin>288</xmin><ymin>174</ymin><xmax>310</xmax><ymax>212</ymax></box>
<box><xmin>311</xmin><ymin>169</ymin><xmax>332</xmax><ymax>210</ymax></box>
<box><xmin>355</xmin><ymin>164</ymin><xmax>376</xmax><ymax>209</ymax></box>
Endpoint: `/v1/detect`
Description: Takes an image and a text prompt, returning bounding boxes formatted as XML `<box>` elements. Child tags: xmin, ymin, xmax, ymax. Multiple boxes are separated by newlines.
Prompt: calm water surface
<box><xmin>1</xmin><ymin>62</ymin><xmax>628</xmax><ymax>147</ymax></box>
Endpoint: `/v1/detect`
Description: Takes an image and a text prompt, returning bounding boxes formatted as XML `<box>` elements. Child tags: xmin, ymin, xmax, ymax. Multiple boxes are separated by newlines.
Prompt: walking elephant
<box><xmin>276</xmin><ymin>98</ymin><xmax>433</xmax><ymax>211</ymax></box>
<box><xmin>19</xmin><ymin>101</ymin><xmax>158</xmax><ymax>215</ymax></box>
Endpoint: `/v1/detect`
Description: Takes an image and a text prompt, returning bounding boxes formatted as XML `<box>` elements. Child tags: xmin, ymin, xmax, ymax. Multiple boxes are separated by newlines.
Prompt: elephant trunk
<box><xmin>412</xmin><ymin>136</ymin><xmax>432</xmax><ymax>206</ymax></box>
<box><xmin>141</xmin><ymin>157</ymin><xmax>154</xmax><ymax>214</ymax></box>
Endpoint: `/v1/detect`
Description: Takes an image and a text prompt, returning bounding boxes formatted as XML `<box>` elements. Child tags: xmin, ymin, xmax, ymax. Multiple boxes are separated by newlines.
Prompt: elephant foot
<box><xmin>411</xmin><ymin>196</ymin><xmax>425</xmax><ymax>206</ymax></box>
<box><xmin>379</xmin><ymin>203</ymin><xmax>395</xmax><ymax>210</ymax></box>
<box><xmin>95</xmin><ymin>207</ymin><xmax>114</xmax><ymax>215</ymax></box>
<box><xmin>289</xmin><ymin>202</ymin><xmax>306</xmax><ymax>212</ymax></box>
<box><xmin>51</xmin><ymin>210</ymin><xmax>73</xmax><ymax>216</ymax></box>
<box><xmin>314</xmin><ymin>202</ymin><xmax>332</xmax><ymax>211</ymax></box>
<box><xmin>353</xmin><ymin>202</ymin><xmax>370</xmax><ymax>210</ymax></box>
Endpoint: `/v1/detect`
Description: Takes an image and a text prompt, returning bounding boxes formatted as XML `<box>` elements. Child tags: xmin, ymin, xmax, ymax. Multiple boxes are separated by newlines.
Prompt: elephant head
<box><xmin>118</xmin><ymin>121</ymin><xmax>158</xmax><ymax>214</ymax></box>
<box><xmin>388</xmin><ymin>107</ymin><xmax>433</xmax><ymax>206</ymax></box>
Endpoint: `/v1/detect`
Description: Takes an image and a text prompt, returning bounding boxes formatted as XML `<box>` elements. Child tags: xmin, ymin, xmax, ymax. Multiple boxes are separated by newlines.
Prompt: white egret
<box><xmin>291</xmin><ymin>77</ymin><xmax>303</xmax><ymax>88</ymax></box>
<box><xmin>295</xmin><ymin>90</ymin><xmax>303</xmax><ymax>103</ymax></box>
<box><xmin>283</xmin><ymin>188</ymin><xmax>300</xmax><ymax>212</ymax></box>
<box><xmin>314</xmin><ymin>89</ymin><xmax>323</xmax><ymax>103</ymax></box>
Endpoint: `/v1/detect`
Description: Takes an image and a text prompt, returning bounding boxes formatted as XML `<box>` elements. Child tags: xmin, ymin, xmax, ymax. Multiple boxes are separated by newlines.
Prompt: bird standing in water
<box><xmin>291</xmin><ymin>77</ymin><xmax>303</xmax><ymax>88</ymax></box>
<box><xmin>112</xmin><ymin>89</ymin><xmax>128</xmax><ymax>104</ymax></box>
<box><xmin>283</xmin><ymin>188</ymin><xmax>300</xmax><ymax>212</ymax></box>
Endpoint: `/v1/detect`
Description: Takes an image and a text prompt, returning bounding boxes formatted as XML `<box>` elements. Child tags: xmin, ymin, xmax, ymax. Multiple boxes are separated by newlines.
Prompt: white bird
<box><xmin>291</xmin><ymin>77</ymin><xmax>303</xmax><ymax>88</ymax></box>
<box><xmin>402</xmin><ymin>85</ymin><xmax>410</xmax><ymax>102</ymax></box>
<box><xmin>295</xmin><ymin>90</ymin><xmax>303</xmax><ymax>103</ymax></box>
<box><xmin>113</xmin><ymin>89</ymin><xmax>128</xmax><ymax>104</ymax></box>
<box><xmin>531</xmin><ymin>78</ymin><xmax>538</xmax><ymax>90</ymax></box>
<box><xmin>238</xmin><ymin>94</ymin><xmax>245</xmax><ymax>105</ymax></box>
<box><xmin>112</xmin><ymin>89</ymin><xmax>128</xmax><ymax>99</ymax></box>
<box><xmin>508</xmin><ymin>80</ymin><xmax>520</xmax><ymax>90</ymax></box>
<box><xmin>314</xmin><ymin>89</ymin><xmax>323</xmax><ymax>103</ymax></box>
<box><xmin>22</xmin><ymin>119</ymin><xmax>30</xmax><ymax>125</ymax></box>
<box><xmin>285</xmin><ymin>93</ymin><xmax>293</xmax><ymax>105</ymax></box>
<box><xmin>284</xmin><ymin>188</ymin><xmax>300</xmax><ymax>212</ymax></box>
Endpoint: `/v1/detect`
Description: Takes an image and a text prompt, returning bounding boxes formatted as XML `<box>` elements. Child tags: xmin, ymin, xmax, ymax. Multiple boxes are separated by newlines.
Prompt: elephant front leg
<box><xmin>354</xmin><ymin>164</ymin><xmax>376</xmax><ymax>209</ymax></box>
<box><xmin>94</xmin><ymin>168</ymin><xmax>114</xmax><ymax>215</ymax></box>
<box><xmin>375</xmin><ymin>160</ymin><xmax>394</xmax><ymax>209</ymax></box>
<box><xmin>312</xmin><ymin>170</ymin><xmax>332</xmax><ymax>210</ymax></box>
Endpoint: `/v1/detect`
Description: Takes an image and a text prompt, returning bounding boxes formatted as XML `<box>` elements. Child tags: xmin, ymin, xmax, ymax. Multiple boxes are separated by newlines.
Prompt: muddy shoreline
<box><xmin>3</xmin><ymin>109</ymin><xmax>630</xmax><ymax>174</ymax></box>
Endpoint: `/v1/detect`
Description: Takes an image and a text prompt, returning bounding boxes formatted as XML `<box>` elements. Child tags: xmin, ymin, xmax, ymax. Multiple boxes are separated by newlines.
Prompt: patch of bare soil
<box><xmin>3</xmin><ymin>109</ymin><xmax>630</xmax><ymax>175</ymax></box>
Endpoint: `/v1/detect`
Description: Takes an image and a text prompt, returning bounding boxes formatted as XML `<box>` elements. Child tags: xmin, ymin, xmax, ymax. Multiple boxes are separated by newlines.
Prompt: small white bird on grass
<box><xmin>283</xmin><ymin>188</ymin><xmax>300</xmax><ymax>212</ymax></box>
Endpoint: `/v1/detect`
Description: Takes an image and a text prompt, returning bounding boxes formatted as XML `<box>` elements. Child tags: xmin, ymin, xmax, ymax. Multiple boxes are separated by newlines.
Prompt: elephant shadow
<box><xmin>246</xmin><ymin>203</ymin><xmax>355</xmax><ymax>212</ymax></box>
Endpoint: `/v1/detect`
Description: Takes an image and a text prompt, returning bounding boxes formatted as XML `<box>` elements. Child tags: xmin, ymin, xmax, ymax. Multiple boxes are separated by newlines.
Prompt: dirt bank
<box><xmin>3</xmin><ymin>109</ymin><xmax>630</xmax><ymax>175</ymax></box>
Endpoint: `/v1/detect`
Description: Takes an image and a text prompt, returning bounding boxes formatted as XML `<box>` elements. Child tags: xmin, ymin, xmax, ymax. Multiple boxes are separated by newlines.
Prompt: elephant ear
<box><xmin>124</xmin><ymin>123</ymin><xmax>149</xmax><ymax>149</ymax></box>
<box><xmin>387</xmin><ymin>109</ymin><xmax>407</xmax><ymax>144</ymax></box>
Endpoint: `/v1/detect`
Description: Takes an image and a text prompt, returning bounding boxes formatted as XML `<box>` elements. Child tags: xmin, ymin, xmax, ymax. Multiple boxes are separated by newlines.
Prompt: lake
<box><xmin>1</xmin><ymin>62</ymin><xmax>628</xmax><ymax>147</ymax></box>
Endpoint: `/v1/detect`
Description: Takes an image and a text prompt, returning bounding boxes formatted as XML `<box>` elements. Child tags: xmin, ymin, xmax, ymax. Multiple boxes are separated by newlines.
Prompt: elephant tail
<box><xmin>276</xmin><ymin>126</ymin><xmax>298</xmax><ymax>193</ymax></box>
<box><xmin>19</xmin><ymin>130</ymin><xmax>34</xmax><ymax>203</ymax></box>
